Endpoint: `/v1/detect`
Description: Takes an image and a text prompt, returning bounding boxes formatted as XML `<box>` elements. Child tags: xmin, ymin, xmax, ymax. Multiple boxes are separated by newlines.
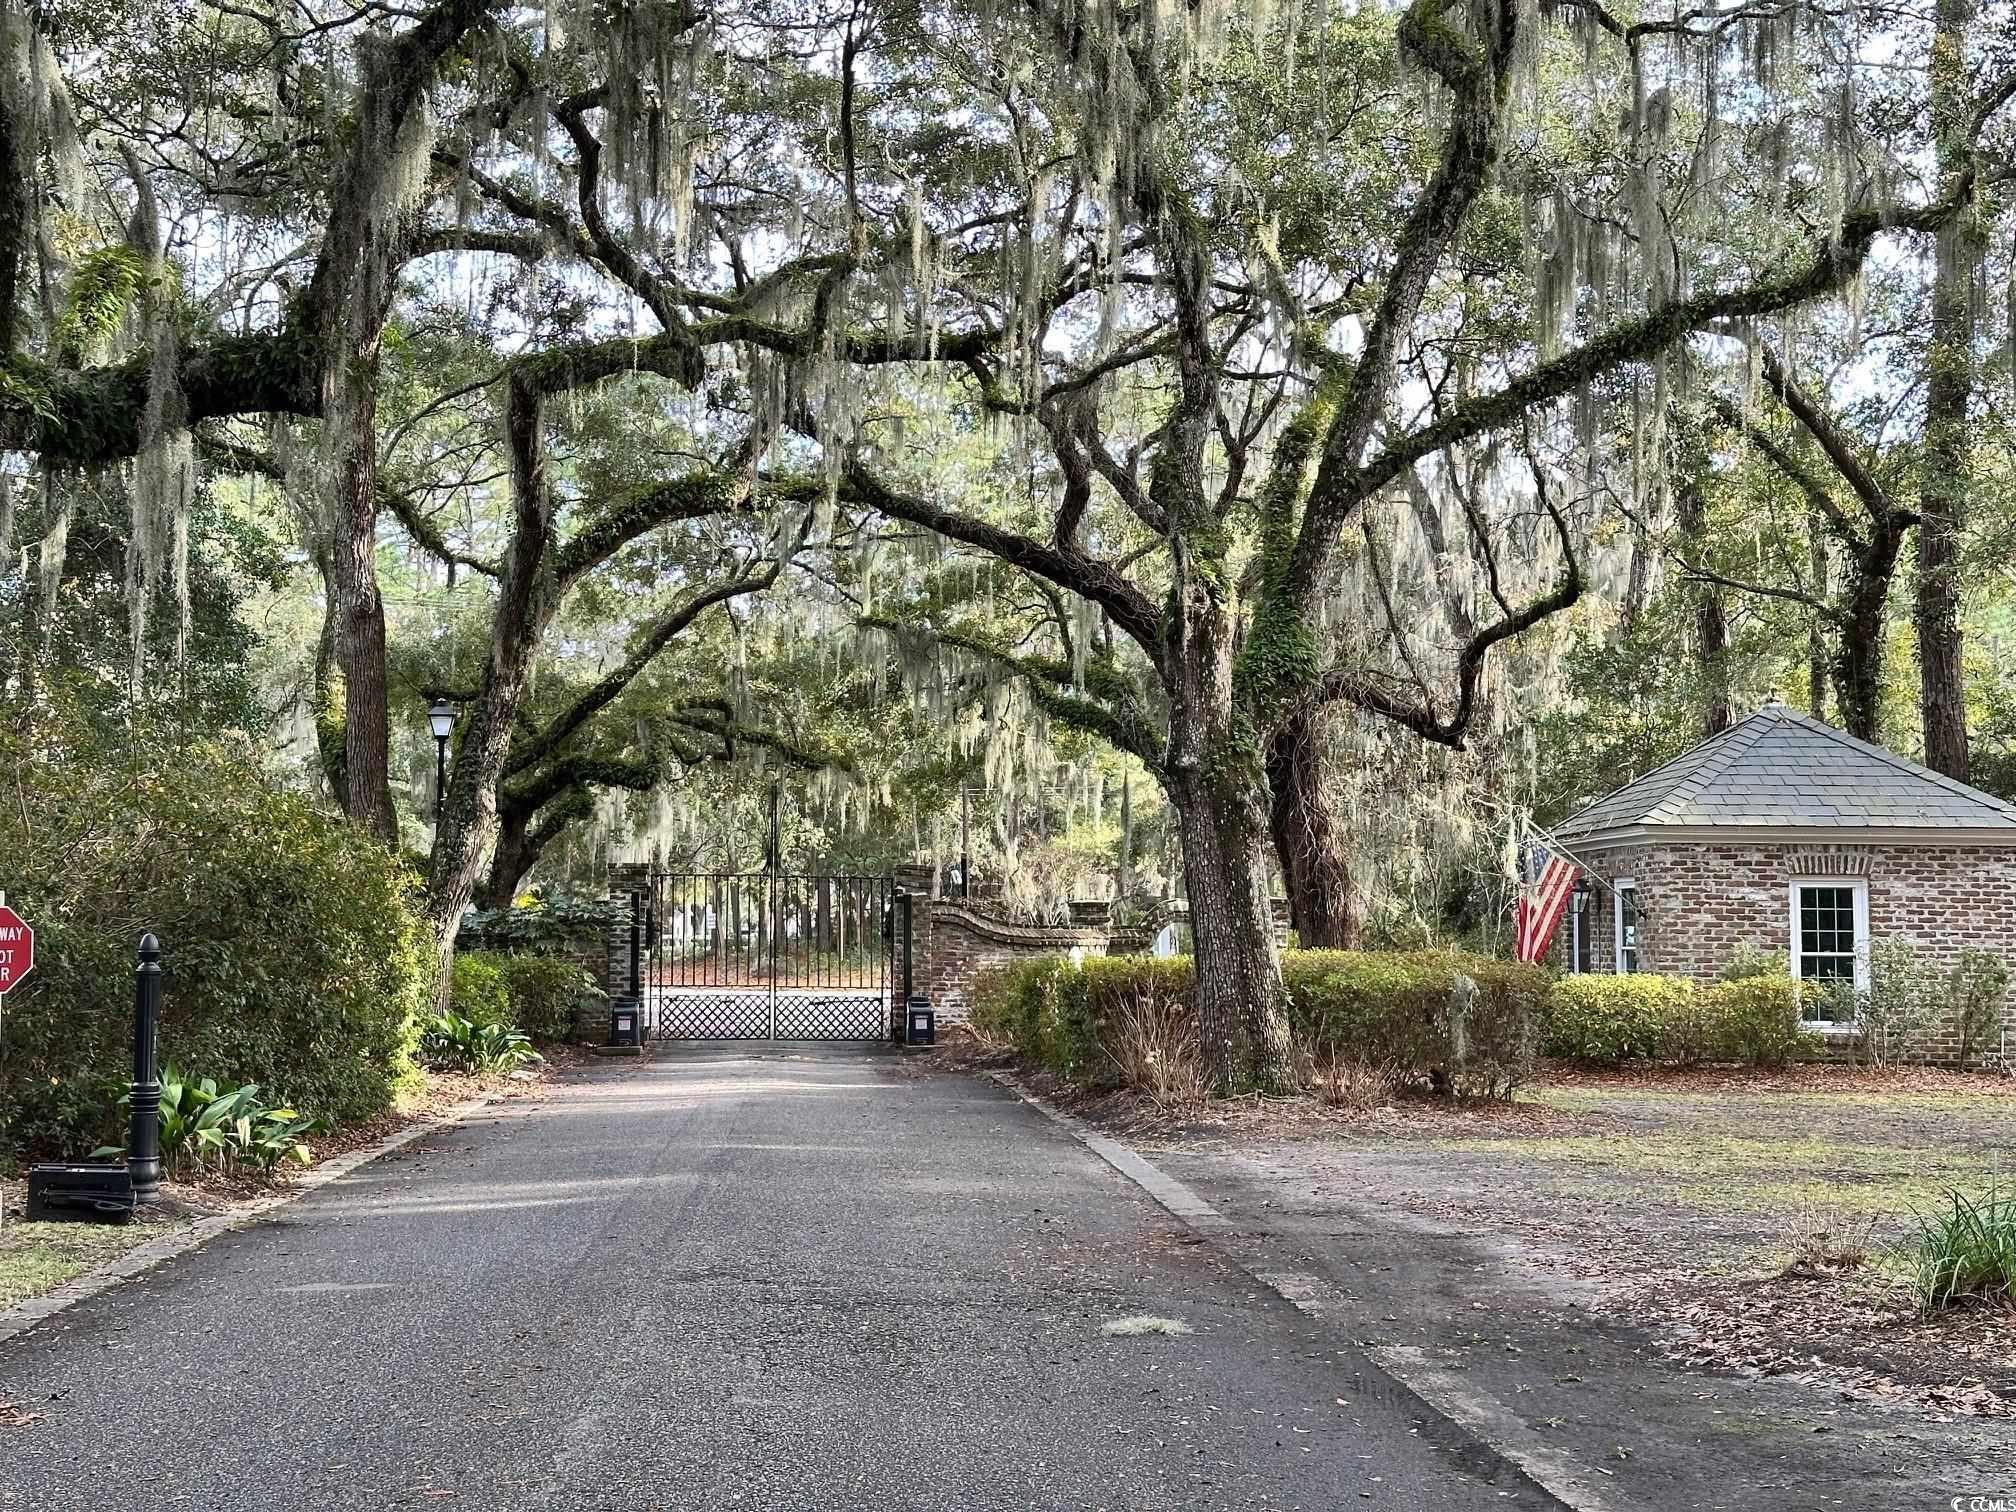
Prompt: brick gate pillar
<box><xmin>585</xmin><ymin>861</ymin><xmax>651</xmax><ymax>1044</ymax></box>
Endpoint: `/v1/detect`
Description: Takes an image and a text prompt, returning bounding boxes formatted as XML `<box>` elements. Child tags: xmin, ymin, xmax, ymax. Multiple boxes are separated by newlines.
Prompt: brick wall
<box><xmin>912</xmin><ymin>897</ymin><xmax>1109</xmax><ymax>1026</ymax></box>
<box><xmin>1560</xmin><ymin>839</ymin><xmax>2016</xmax><ymax>1065</ymax></box>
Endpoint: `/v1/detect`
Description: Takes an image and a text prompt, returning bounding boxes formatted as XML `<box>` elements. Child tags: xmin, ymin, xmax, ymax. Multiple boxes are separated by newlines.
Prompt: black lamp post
<box><xmin>428</xmin><ymin>698</ymin><xmax>454</xmax><ymax>825</ymax></box>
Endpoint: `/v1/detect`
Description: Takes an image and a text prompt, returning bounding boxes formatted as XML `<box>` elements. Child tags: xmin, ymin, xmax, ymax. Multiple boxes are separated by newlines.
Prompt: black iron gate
<box><xmin>643</xmin><ymin>872</ymin><xmax>895</xmax><ymax>1041</ymax></box>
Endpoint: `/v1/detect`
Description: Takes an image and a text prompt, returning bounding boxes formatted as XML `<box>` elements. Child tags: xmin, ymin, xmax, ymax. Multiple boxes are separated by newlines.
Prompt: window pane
<box><xmin>1795</xmin><ymin>885</ymin><xmax>1859</xmax><ymax>1021</ymax></box>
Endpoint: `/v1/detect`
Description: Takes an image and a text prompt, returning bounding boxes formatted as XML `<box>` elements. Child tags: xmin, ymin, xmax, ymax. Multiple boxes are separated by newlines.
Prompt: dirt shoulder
<box><xmin>960</xmin><ymin>1045</ymin><xmax>2016</xmax><ymax>1511</ymax></box>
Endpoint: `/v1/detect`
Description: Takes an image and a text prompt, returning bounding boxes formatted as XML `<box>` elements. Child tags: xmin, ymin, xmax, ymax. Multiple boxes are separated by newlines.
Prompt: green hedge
<box><xmin>453</xmin><ymin>950</ymin><xmax>599</xmax><ymax>1041</ymax></box>
<box><xmin>495</xmin><ymin>954</ymin><xmax>600</xmax><ymax>1040</ymax></box>
<box><xmin>451</xmin><ymin>953</ymin><xmax>514</xmax><ymax>1030</ymax></box>
<box><xmin>1542</xmin><ymin>972</ymin><xmax>1812</xmax><ymax>1067</ymax></box>
<box><xmin>973</xmin><ymin>949</ymin><xmax>1549</xmax><ymax>1098</ymax></box>
<box><xmin>0</xmin><ymin>725</ymin><xmax>430</xmax><ymax>1166</ymax></box>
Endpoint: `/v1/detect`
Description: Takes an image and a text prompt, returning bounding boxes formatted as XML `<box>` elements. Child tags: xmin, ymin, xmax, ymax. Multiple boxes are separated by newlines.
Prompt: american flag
<box><xmin>1514</xmin><ymin>832</ymin><xmax>1580</xmax><ymax>964</ymax></box>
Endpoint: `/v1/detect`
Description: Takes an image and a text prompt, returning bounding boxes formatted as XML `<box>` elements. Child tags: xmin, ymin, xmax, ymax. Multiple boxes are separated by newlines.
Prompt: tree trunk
<box><xmin>421</xmin><ymin>378</ymin><xmax>556</xmax><ymax>981</ymax></box>
<box><xmin>324</xmin><ymin>359</ymin><xmax>397</xmax><ymax>841</ymax></box>
<box><xmin>1831</xmin><ymin>530</ymin><xmax>1908</xmax><ymax>744</ymax></box>
<box><xmin>476</xmin><ymin>807</ymin><xmax>534</xmax><ymax>911</ymax></box>
<box><xmin>1265</xmin><ymin>711</ymin><xmax>1364</xmax><ymax>949</ymax></box>
<box><xmin>1674</xmin><ymin>474</ymin><xmax>1730</xmax><ymax>735</ymax></box>
<box><xmin>1170</xmin><ymin>762</ymin><xmax>1293</xmax><ymax>1090</ymax></box>
<box><xmin>307</xmin><ymin>544</ymin><xmax>348</xmax><ymax>809</ymax></box>
<box><xmin>1916</xmin><ymin>0</ymin><xmax>1977</xmax><ymax>778</ymax></box>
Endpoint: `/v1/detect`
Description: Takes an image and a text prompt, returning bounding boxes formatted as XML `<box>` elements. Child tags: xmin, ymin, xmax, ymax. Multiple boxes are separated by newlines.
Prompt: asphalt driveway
<box><xmin>0</xmin><ymin>1048</ymin><xmax>1546</xmax><ymax>1510</ymax></box>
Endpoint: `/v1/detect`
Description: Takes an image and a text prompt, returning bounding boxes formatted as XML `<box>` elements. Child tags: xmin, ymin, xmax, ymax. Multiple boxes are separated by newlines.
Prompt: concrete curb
<box><xmin>0</xmin><ymin>1093</ymin><xmax>498</xmax><ymax>1349</ymax></box>
<box><xmin>983</xmin><ymin>1070</ymin><xmax>1623</xmax><ymax>1512</ymax></box>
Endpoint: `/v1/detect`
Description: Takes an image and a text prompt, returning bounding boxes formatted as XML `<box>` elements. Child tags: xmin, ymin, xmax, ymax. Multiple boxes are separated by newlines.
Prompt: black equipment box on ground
<box><xmin>25</xmin><ymin>1162</ymin><xmax>137</xmax><ymax>1223</ymax></box>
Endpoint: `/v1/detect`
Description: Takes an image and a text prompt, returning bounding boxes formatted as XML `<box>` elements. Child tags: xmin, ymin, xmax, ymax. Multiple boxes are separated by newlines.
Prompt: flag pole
<box><xmin>1521</xmin><ymin>814</ymin><xmax>1627</xmax><ymax>903</ymax></box>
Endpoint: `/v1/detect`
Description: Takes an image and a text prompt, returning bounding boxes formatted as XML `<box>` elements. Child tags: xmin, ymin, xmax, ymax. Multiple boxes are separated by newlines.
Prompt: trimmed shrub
<box><xmin>971</xmin><ymin>960</ymin><xmax>1046</xmax><ymax>1052</ymax></box>
<box><xmin>1702</xmin><ymin>975</ymin><xmax>1810</xmax><ymax>1067</ymax></box>
<box><xmin>451</xmin><ymin>952</ymin><xmax>514</xmax><ymax>1031</ymax></box>
<box><xmin>1544</xmin><ymin>975</ymin><xmax>1693</xmax><ymax>1063</ymax></box>
<box><xmin>0</xmin><ymin>721</ymin><xmax>428</xmax><ymax>1166</ymax></box>
<box><xmin>494</xmin><ymin>954</ymin><xmax>598</xmax><ymax>1041</ymax></box>
<box><xmin>978</xmin><ymin>950</ymin><xmax>1545</xmax><ymax>1099</ymax></box>
<box><xmin>1542</xmin><ymin>972</ymin><xmax>1813</xmax><ymax>1067</ymax></box>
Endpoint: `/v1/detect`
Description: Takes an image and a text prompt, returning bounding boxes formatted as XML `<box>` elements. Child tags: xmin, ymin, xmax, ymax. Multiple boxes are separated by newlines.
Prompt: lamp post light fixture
<box><xmin>1571</xmin><ymin>876</ymin><xmax>1591</xmax><ymax>915</ymax></box>
<box><xmin>428</xmin><ymin>698</ymin><xmax>455</xmax><ymax>825</ymax></box>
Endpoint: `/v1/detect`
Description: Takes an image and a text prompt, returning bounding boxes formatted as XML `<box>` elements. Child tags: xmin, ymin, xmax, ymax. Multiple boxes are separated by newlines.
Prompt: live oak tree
<box><xmin>3</xmin><ymin>0</ymin><xmax>2014</xmax><ymax>1076</ymax></box>
<box><xmin>810</xmin><ymin>0</ymin><xmax>2016</xmax><ymax>1088</ymax></box>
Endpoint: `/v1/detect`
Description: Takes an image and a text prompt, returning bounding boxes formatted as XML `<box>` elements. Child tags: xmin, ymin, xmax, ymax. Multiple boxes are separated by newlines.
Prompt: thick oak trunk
<box><xmin>476</xmin><ymin>807</ymin><xmax>535</xmax><ymax>912</ymax></box>
<box><xmin>1265</xmin><ymin>711</ymin><xmax>1363</xmax><ymax>949</ymax></box>
<box><xmin>1171</xmin><ymin>764</ymin><xmax>1295</xmax><ymax>1092</ymax></box>
<box><xmin>325</xmin><ymin>366</ymin><xmax>398</xmax><ymax>841</ymax></box>
<box><xmin>1831</xmin><ymin>527</ymin><xmax>1908</xmax><ymax>744</ymax></box>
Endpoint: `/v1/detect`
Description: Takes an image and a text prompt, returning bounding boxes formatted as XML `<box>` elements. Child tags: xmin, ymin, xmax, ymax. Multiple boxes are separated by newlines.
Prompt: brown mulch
<box><xmin>1539</xmin><ymin>1058</ymin><xmax>2016</xmax><ymax>1096</ymax></box>
<box><xmin>925</xmin><ymin>1029</ymin><xmax>1602</xmax><ymax>1142</ymax></box>
<box><xmin>1628</xmin><ymin>1270</ymin><xmax>2016</xmax><ymax>1419</ymax></box>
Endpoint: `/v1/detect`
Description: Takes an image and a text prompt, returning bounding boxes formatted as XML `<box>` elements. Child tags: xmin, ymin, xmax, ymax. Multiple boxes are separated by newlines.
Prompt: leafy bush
<box><xmin>457</xmin><ymin>894</ymin><xmax>623</xmax><ymax>951</ymax></box>
<box><xmin>1544</xmin><ymin>975</ymin><xmax>1693</xmax><ymax>1063</ymax></box>
<box><xmin>495</xmin><ymin>954</ymin><xmax>600</xmax><ymax>1041</ymax></box>
<box><xmin>1703</xmin><ymin>975</ymin><xmax>1810</xmax><ymax>1067</ymax></box>
<box><xmin>1719</xmin><ymin>942</ymin><xmax>1788</xmax><ymax>981</ymax></box>
<box><xmin>94</xmin><ymin>1068</ymin><xmax>316</xmax><ymax>1174</ymax></box>
<box><xmin>1279</xmin><ymin>950</ymin><xmax>1548</xmax><ymax>1098</ymax></box>
<box><xmin>418</xmin><ymin>1012</ymin><xmax>543</xmax><ymax>1073</ymax></box>
<box><xmin>1945</xmin><ymin>948</ymin><xmax>2009</xmax><ymax>1071</ymax></box>
<box><xmin>0</xmin><ymin>716</ymin><xmax>429</xmax><ymax>1167</ymax></box>
<box><xmin>1541</xmin><ymin>973</ymin><xmax>1811</xmax><ymax>1067</ymax></box>
<box><xmin>450</xmin><ymin>952</ymin><xmax>514</xmax><ymax>1030</ymax></box>
<box><xmin>1856</xmin><ymin>937</ymin><xmax>1943</xmax><ymax>1067</ymax></box>
<box><xmin>1898</xmin><ymin>1185</ymin><xmax>2016</xmax><ymax>1316</ymax></box>
<box><xmin>976</xmin><ymin>950</ymin><xmax>1547</xmax><ymax>1099</ymax></box>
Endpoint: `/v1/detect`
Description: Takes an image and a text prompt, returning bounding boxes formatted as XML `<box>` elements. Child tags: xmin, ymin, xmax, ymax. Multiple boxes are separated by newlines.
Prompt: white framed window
<box><xmin>1613</xmin><ymin>880</ymin><xmax>1639</xmax><ymax>974</ymax></box>
<box><xmin>1789</xmin><ymin>879</ymin><xmax>1869</xmax><ymax>1023</ymax></box>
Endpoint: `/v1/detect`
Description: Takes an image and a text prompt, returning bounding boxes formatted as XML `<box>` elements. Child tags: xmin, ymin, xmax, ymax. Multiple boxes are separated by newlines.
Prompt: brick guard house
<box><xmin>1553</xmin><ymin>697</ymin><xmax>2016</xmax><ymax>1063</ymax></box>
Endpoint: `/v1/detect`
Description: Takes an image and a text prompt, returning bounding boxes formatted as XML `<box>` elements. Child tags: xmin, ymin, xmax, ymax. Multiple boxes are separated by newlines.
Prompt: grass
<box><xmin>1897</xmin><ymin>1185</ymin><xmax>2016</xmax><ymax>1315</ymax></box>
<box><xmin>1426</xmin><ymin>1129</ymin><xmax>2006</xmax><ymax>1215</ymax></box>
<box><xmin>1421</xmin><ymin>1080</ymin><xmax>2016</xmax><ymax>1220</ymax></box>
<box><xmin>0</xmin><ymin>1216</ymin><xmax>170</xmax><ymax>1309</ymax></box>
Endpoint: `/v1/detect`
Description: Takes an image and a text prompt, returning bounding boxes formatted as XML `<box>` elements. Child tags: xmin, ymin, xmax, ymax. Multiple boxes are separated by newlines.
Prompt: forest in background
<box><xmin>3</xmin><ymin>0</ymin><xmax>2014</xmax><ymax>1090</ymax></box>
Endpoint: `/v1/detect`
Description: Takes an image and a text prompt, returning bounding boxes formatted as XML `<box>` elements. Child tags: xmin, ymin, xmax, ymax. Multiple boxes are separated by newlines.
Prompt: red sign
<box><xmin>0</xmin><ymin>905</ymin><xmax>33</xmax><ymax>995</ymax></box>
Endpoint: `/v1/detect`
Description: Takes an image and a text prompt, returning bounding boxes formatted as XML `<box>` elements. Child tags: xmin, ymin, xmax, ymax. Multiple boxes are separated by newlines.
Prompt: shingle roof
<box><xmin>1555</xmin><ymin>702</ymin><xmax>2016</xmax><ymax>838</ymax></box>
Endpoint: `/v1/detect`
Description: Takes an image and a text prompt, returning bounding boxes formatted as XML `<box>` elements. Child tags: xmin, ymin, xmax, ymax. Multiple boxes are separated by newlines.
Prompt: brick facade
<box><xmin>909</xmin><ymin>897</ymin><xmax>1109</xmax><ymax>1026</ymax></box>
<box><xmin>1561</xmin><ymin>839</ymin><xmax>2016</xmax><ymax>1065</ymax></box>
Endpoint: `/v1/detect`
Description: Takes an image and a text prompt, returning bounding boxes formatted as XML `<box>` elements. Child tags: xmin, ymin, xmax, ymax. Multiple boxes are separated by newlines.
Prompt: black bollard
<box><xmin>128</xmin><ymin>933</ymin><xmax>163</xmax><ymax>1201</ymax></box>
